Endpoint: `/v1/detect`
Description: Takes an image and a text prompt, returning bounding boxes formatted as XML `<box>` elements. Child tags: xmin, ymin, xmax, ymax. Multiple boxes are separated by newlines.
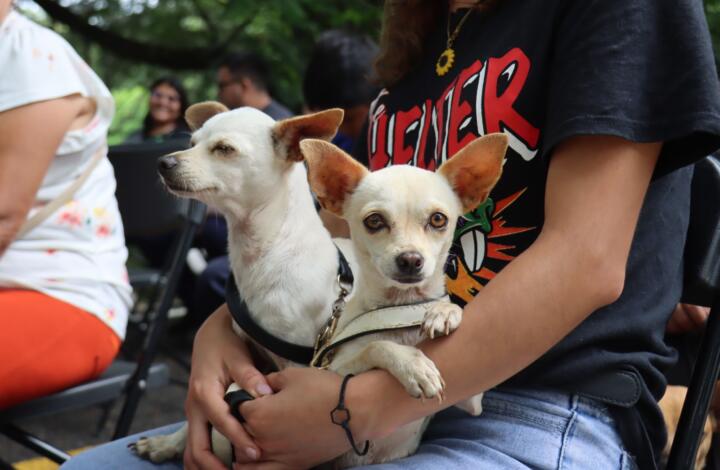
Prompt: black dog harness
<box><xmin>225</xmin><ymin>247</ymin><xmax>354</xmax><ymax>365</ymax></box>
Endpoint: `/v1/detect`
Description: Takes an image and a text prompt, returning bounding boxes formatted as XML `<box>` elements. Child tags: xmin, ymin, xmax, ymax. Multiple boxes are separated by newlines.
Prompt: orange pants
<box><xmin>0</xmin><ymin>289</ymin><xmax>120</xmax><ymax>409</ymax></box>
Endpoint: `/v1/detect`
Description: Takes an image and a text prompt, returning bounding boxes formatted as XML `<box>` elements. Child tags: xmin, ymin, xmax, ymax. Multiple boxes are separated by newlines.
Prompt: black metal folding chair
<box><xmin>0</xmin><ymin>141</ymin><xmax>205</xmax><ymax>465</ymax></box>
<box><xmin>666</xmin><ymin>155</ymin><xmax>720</xmax><ymax>469</ymax></box>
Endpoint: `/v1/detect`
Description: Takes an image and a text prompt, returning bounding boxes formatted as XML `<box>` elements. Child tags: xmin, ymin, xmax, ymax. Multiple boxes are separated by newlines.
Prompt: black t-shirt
<box><xmin>355</xmin><ymin>0</ymin><xmax>720</xmax><ymax>459</ymax></box>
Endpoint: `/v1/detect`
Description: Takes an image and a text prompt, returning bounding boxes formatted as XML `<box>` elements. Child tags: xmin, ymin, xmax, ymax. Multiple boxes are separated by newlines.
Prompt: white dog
<box><xmin>301</xmin><ymin>134</ymin><xmax>506</xmax><ymax>467</ymax></box>
<box><xmin>133</xmin><ymin>102</ymin><xmax>349</xmax><ymax>464</ymax></box>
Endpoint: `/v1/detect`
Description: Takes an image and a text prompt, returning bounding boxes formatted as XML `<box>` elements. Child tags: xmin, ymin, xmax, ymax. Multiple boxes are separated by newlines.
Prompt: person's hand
<box><xmin>183</xmin><ymin>305</ymin><xmax>273</xmax><ymax>470</ymax></box>
<box><xmin>666</xmin><ymin>303</ymin><xmax>710</xmax><ymax>335</ymax></box>
<box><xmin>235</xmin><ymin>367</ymin><xmax>371</xmax><ymax>470</ymax></box>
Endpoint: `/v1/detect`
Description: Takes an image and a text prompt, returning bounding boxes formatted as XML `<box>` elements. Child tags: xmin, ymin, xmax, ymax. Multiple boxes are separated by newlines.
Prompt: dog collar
<box><xmin>226</xmin><ymin>246</ymin><xmax>354</xmax><ymax>365</ymax></box>
<box><xmin>310</xmin><ymin>295</ymin><xmax>450</xmax><ymax>368</ymax></box>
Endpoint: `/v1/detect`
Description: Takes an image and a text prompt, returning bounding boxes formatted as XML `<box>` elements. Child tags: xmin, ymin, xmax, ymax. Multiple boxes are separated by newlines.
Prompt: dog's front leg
<box><xmin>421</xmin><ymin>301</ymin><xmax>462</xmax><ymax>339</ymax></box>
<box><xmin>333</xmin><ymin>340</ymin><xmax>445</xmax><ymax>401</ymax></box>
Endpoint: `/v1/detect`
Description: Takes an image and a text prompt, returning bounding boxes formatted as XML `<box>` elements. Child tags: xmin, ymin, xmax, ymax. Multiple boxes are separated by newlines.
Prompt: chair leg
<box><xmin>0</xmin><ymin>423</ymin><xmax>71</xmax><ymax>464</ymax></box>
<box><xmin>111</xmin><ymin>374</ymin><xmax>146</xmax><ymax>440</ymax></box>
<box><xmin>94</xmin><ymin>402</ymin><xmax>114</xmax><ymax>436</ymax></box>
<box><xmin>113</xmin><ymin>215</ymin><xmax>200</xmax><ymax>440</ymax></box>
<box><xmin>667</xmin><ymin>298</ymin><xmax>720</xmax><ymax>469</ymax></box>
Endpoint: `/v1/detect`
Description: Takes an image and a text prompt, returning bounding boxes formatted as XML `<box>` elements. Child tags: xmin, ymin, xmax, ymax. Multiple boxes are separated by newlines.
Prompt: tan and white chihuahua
<box><xmin>300</xmin><ymin>135</ymin><xmax>506</xmax><ymax>467</ymax></box>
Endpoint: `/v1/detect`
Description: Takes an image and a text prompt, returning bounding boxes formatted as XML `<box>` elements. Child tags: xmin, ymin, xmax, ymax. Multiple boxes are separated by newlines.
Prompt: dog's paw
<box><xmin>396</xmin><ymin>349</ymin><xmax>446</xmax><ymax>402</ymax></box>
<box><xmin>421</xmin><ymin>301</ymin><xmax>462</xmax><ymax>339</ymax></box>
<box><xmin>131</xmin><ymin>433</ymin><xmax>185</xmax><ymax>463</ymax></box>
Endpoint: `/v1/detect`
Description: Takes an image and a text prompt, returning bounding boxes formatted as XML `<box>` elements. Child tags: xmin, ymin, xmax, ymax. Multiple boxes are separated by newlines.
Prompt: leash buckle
<box><xmin>312</xmin><ymin>276</ymin><xmax>350</xmax><ymax>367</ymax></box>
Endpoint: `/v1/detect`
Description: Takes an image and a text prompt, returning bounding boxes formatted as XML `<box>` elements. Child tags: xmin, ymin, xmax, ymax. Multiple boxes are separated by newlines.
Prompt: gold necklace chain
<box><xmin>436</xmin><ymin>0</ymin><xmax>485</xmax><ymax>77</ymax></box>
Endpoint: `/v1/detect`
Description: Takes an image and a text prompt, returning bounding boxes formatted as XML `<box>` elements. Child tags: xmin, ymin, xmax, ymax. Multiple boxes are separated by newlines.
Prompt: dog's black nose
<box><xmin>158</xmin><ymin>155</ymin><xmax>178</xmax><ymax>172</ymax></box>
<box><xmin>395</xmin><ymin>251</ymin><xmax>424</xmax><ymax>275</ymax></box>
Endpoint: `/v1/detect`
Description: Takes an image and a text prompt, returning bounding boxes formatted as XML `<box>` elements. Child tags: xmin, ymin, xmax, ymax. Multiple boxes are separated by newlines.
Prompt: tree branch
<box><xmin>190</xmin><ymin>0</ymin><xmax>218</xmax><ymax>39</ymax></box>
<box><xmin>33</xmin><ymin>0</ymin><xmax>243</xmax><ymax>69</ymax></box>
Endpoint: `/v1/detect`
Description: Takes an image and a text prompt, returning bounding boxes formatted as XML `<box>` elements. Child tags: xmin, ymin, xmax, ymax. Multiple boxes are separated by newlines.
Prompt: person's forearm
<box><xmin>350</xmin><ymin>229</ymin><xmax>621</xmax><ymax>440</ymax></box>
<box><xmin>0</xmin><ymin>212</ymin><xmax>24</xmax><ymax>257</ymax></box>
<box><xmin>348</xmin><ymin>136</ymin><xmax>660</xmax><ymax>441</ymax></box>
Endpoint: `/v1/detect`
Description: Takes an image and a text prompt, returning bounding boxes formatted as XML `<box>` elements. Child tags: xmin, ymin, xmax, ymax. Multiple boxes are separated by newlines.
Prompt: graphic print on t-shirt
<box><xmin>367</xmin><ymin>48</ymin><xmax>540</xmax><ymax>305</ymax></box>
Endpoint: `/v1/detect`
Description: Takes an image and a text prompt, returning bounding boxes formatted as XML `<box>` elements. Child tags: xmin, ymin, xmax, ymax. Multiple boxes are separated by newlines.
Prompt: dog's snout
<box><xmin>158</xmin><ymin>155</ymin><xmax>179</xmax><ymax>173</ymax></box>
<box><xmin>395</xmin><ymin>251</ymin><xmax>424</xmax><ymax>275</ymax></box>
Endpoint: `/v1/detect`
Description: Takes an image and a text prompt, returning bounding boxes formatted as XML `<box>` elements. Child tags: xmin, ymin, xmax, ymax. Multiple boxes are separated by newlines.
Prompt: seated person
<box><xmin>0</xmin><ymin>3</ymin><xmax>132</xmax><ymax>409</ymax></box>
<box><xmin>124</xmin><ymin>76</ymin><xmax>190</xmax><ymax>144</ymax></box>
<box><xmin>59</xmin><ymin>1</ymin><xmax>720</xmax><ymax>469</ymax></box>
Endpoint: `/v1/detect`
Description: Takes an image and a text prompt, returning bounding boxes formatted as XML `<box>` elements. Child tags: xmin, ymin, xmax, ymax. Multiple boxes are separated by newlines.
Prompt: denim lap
<box><xmin>356</xmin><ymin>388</ymin><xmax>636</xmax><ymax>470</ymax></box>
<box><xmin>59</xmin><ymin>423</ymin><xmax>184</xmax><ymax>470</ymax></box>
<box><xmin>60</xmin><ymin>388</ymin><xmax>636</xmax><ymax>470</ymax></box>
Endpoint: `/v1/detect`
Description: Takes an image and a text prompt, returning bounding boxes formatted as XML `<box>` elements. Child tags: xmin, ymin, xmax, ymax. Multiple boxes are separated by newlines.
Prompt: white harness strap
<box><xmin>311</xmin><ymin>295</ymin><xmax>450</xmax><ymax>368</ymax></box>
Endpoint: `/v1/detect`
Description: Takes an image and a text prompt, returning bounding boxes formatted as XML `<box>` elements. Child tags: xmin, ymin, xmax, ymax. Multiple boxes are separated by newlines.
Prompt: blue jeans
<box><xmin>60</xmin><ymin>388</ymin><xmax>637</xmax><ymax>469</ymax></box>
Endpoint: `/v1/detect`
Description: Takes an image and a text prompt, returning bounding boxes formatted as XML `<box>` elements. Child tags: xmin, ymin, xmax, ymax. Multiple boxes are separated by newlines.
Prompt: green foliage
<box><xmin>16</xmin><ymin>0</ymin><xmax>382</xmax><ymax>141</ymax></box>
<box><xmin>706</xmin><ymin>0</ymin><xmax>720</xmax><ymax>64</ymax></box>
<box><xmin>15</xmin><ymin>0</ymin><xmax>719</xmax><ymax>144</ymax></box>
<box><xmin>109</xmin><ymin>86</ymin><xmax>147</xmax><ymax>145</ymax></box>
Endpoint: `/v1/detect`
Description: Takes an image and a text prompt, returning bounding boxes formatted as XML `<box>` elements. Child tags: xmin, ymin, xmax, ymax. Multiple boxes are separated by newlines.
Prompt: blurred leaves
<box><xmin>706</xmin><ymin>0</ymin><xmax>720</xmax><ymax>64</ymax></box>
<box><xmin>108</xmin><ymin>85</ymin><xmax>146</xmax><ymax>145</ymax></box>
<box><xmin>16</xmin><ymin>0</ymin><xmax>382</xmax><ymax>141</ymax></box>
<box><xmin>13</xmin><ymin>1</ymin><xmax>720</xmax><ymax>143</ymax></box>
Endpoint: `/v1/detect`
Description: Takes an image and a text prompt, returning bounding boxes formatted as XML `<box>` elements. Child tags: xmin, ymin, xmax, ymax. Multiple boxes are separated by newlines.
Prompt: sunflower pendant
<box><xmin>436</xmin><ymin>48</ymin><xmax>455</xmax><ymax>76</ymax></box>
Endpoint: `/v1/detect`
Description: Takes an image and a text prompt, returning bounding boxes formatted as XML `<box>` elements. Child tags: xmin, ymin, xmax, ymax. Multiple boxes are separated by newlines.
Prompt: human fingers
<box><xmin>184</xmin><ymin>404</ymin><xmax>227</xmax><ymax>470</ymax></box>
<box><xmin>188</xmin><ymin>377</ymin><xmax>262</xmax><ymax>464</ymax></box>
<box><xmin>684</xmin><ymin>304</ymin><xmax>710</xmax><ymax>329</ymax></box>
<box><xmin>667</xmin><ymin>304</ymin><xmax>699</xmax><ymax>334</ymax></box>
<box><xmin>229</xmin><ymin>362</ymin><xmax>274</xmax><ymax>398</ymax></box>
<box><xmin>263</xmin><ymin>371</ymin><xmax>289</xmax><ymax>391</ymax></box>
<box><xmin>231</xmin><ymin>371</ymin><xmax>279</xmax><ymax>465</ymax></box>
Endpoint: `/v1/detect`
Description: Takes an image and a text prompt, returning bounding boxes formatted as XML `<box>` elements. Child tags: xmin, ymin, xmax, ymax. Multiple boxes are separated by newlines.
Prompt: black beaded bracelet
<box><xmin>330</xmin><ymin>374</ymin><xmax>369</xmax><ymax>456</ymax></box>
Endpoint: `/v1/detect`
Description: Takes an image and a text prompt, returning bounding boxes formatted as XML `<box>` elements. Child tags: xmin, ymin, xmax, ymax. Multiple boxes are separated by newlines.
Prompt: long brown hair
<box><xmin>374</xmin><ymin>0</ymin><xmax>497</xmax><ymax>88</ymax></box>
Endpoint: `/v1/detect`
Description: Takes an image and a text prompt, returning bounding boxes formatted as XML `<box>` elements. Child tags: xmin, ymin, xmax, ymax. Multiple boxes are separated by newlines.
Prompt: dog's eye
<box><xmin>428</xmin><ymin>212</ymin><xmax>448</xmax><ymax>230</ymax></box>
<box><xmin>212</xmin><ymin>143</ymin><xmax>235</xmax><ymax>154</ymax></box>
<box><xmin>363</xmin><ymin>213</ymin><xmax>387</xmax><ymax>232</ymax></box>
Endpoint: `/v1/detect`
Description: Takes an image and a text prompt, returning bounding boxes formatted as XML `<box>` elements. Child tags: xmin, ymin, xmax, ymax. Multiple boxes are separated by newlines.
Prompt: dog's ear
<box><xmin>272</xmin><ymin>108</ymin><xmax>344</xmax><ymax>162</ymax></box>
<box><xmin>185</xmin><ymin>101</ymin><xmax>229</xmax><ymax>131</ymax></box>
<box><xmin>438</xmin><ymin>133</ymin><xmax>508</xmax><ymax>213</ymax></box>
<box><xmin>300</xmin><ymin>139</ymin><xmax>368</xmax><ymax>216</ymax></box>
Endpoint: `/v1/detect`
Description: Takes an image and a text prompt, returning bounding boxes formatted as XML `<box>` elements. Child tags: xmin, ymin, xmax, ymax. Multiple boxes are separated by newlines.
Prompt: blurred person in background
<box><xmin>124</xmin><ymin>76</ymin><xmax>190</xmax><ymax>144</ymax></box>
<box><xmin>304</xmin><ymin>28</ymin><xmax>379</xmax><ymax>237</ymax></box>
<box><xmin>216</xmin><ymin>51</ymin><xmax>292</xmax><ymax>120</ymax></box>
<box><xmin>303</xmin><ymin>29</ymin><xmax>379</xmax><ymax>154</ymax></box>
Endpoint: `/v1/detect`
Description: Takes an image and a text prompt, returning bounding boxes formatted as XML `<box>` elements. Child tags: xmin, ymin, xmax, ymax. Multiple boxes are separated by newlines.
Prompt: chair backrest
<box><xmin>682</xmin><ymin>156</ymin><xmax>720</xmax><ymax>306</ymax></box>
<box><xmin>667</xmin><ymin>155</ymin><xmax>720</xmax><ymax>469</ymax></box>
<box><xmin>108</xmin><ymin>140</ymin><xmax>191</xmax><ymax>238</ymax></box>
